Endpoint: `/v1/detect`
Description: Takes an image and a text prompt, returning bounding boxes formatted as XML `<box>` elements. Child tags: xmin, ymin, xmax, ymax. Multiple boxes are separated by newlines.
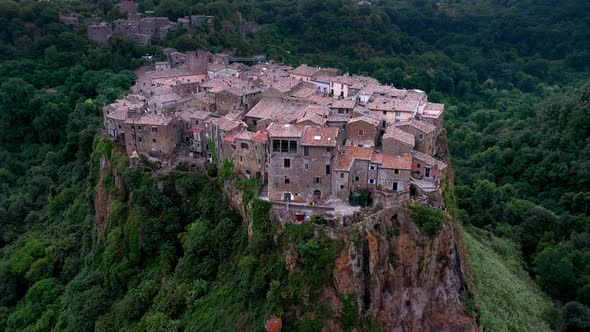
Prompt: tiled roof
<box><xmin>244</xmin><ymin>98</ymin><xmax>311</xmax><ymax>122</ymax></box>
<box><xmin>405</xmin><ymin>89</ymin><xmax>426</xmax><ymax>101</ymax></box>
<box><xmin>348</xmin><ymin>115</ymin><xmax>379</xmax><ymax>127</ymax></box>
<box><xmin>290</xmin><ymin>64</ymin><xmax>321</xmax><ymax>78</ymax></box>
<box><xmin>366</xmin><ymin>96</ymin><xmax>395</xmax><ymax>111</ymax></box>
<box><xmin>381</xmin><ymin>154</ymin><xmax>412</xmax><ymax>170</ymax></box>
<box><xmin>291</xmin><ymin>86</ymin><xmax>316</xmax><ymax>99</ymax></box>
<box><xmin>394</xmin><ymin>99</ymin><xmax>419</xmax><ymax>113</ymax></box>
<box><xmin>296</xmin><ymin>105</ymin><xmax>329</xmax><ymax>126</ymax></box>
<box><xmin>410</xmin><ymin>150</ymin><xmax>448</xmax><ymax>171</ymax></box>
<box><xmin>383</xmin><ymin>126</ymin><xmax>415</xmax><ymax>146</ymax></box>
<box><xmin>300</xmin><ymin>126</ymin><xmax>339</xmax><ymax>147</ymax></box>
<box><xmin>266</xmin><ymin>122</ymin><xmax>305</xmax><ymax>138</ymax></box>
<box><xmin>330</xmin><ymin>98</ymin><xmax>356</xmax><ymax>109</ymax></box>
<box><xmin>422</xmin><ymin>102</ymin><xmax>444</xmax><ymax>118</ymax></box>
<box><xmin>208</xmin><ymin>116</ymin><xmax>245</xmax><ymax>132</ymax></box>
<box><xmin>335</xmin><ymin>146</ymin><xmax>373</xmax><ymax>171</ymax></box>
<box><xmin>396</xmin><ymin>119</ymin><xmax>436</xmax><ymax>134</ymax></box>
<box><xmin>124</xmin><ymin>114</ymin><xmax>174</xmax><ymax>126</ymax></box>
<box><xmin>252</xmin><ymin>130</ymin><xmax>268</xmax><ymax>143</ymax></box>
<box><xmin>145</xmin><ymin>68</ymin><xmax>195</xmax><ymax>79</ymax></box>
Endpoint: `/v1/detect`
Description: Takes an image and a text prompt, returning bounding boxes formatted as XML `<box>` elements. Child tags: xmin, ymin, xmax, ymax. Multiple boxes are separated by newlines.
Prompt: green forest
<box><xmin>0</xmin><ymin>0</ymin><xmax>589</xmax><ymax>330</ymax></box>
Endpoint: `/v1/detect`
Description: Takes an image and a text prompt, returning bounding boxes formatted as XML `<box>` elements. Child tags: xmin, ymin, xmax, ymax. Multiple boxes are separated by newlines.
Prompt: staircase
<box><xmin>258</xmin><ymin>184</ymin><xmax>269</xmax><ymax>198</ymax></box>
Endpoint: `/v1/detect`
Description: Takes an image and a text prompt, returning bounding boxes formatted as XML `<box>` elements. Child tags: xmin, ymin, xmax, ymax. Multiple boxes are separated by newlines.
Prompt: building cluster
<box><xmin>82</xmin><ymin>1</ymin><xmax>214</xmax><ymax>45</ymax></box>
<box><xmin>104</xmin><ymin>49</ymin><xmax>449</xmax><ymax>214</ymax></box>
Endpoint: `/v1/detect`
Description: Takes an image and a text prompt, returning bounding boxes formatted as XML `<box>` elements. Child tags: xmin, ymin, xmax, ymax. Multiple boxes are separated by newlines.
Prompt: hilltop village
<box><xmin>103</xmin><ymin>49</ymin><xmax>448</xmax><ymax>218</ymax></box>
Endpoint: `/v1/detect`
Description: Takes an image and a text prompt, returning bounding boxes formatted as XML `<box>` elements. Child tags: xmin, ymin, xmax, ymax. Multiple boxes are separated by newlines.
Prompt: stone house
<box><xmin>298</xmin><ymin>126</ymin><xmax>339</xmax><ymax>203</ymax></box>
<box><xmin>207</xmin><ymin>64</ymin><xmax>240</xmax><ymax>79</ymax></box>
<box><xmin>215</xmin><ymin>87</ymin><xmax>262</xmax><ymax>116</ymax></box>
<box><xmin>190</xmin><ymin>15</ymin><xmax>214</xmax><ymax>27</ymax></box>
<box><xmin>372</xmin><ymin>154</ymin><xmax>412</xmax><ymax>192</ymax></box>
<box><xmin>395</xmin><ymin>119</ymin><xmax>437</xmax><ymax>156</ymax></box>
<box><xmin>104</xmin><ymin>94</ymin><xmax>147</xmax><ymax>142</ymax></box>
<box><xmin>223</xmin><ymin>130</ymin><xmax>267</xmax><ymax>181</ymax></box>
<box><xmin>118</xmin><ymin>1</ymin><xmax>138</xmax><ymax>15</ymax></box>
<box><xmin>123</xmin><ymin>115</ymin><xmax>181</xmax><ymax>159</ymax></box>
<box><xmin>420</xmin><ymin>102</ymin><xmax>445</xmax><ymax>134</ymax></box>
<box><xmin>147</xmin><ymin>92</ymin><xmax>181</xmax><ymax>113</ymax></box>
<box><xmin>204</xmin><ymin>116</ymin><xmax>247</xmax><ymax>162</ymax></box>
<box><xmin>266</xmin><ymin>123</ymin><xmax>342</xmax><ymax>203</ymax></box>
<box><xmin>346</xmin><ymin>115</ymin><xmax>379</xmax><ymax>148</ymax></box>
<box><xmin>410</xmin><ymin>150</ymin><xmax>447</xmax><ymax>183</ymax></box>
<box><xmin>382</xmin><ymin>126</ymin><xmax>415</xmax><ymax>154</ymax></box>
<box><xmin>333</xmin><ymin>146</ymin><xmax>374</xmax><ymax>200</ymax></box>
<box><xmin>60</xmin><ymin>16</ymin><xmax>79</xmax><ymax>26</ymax></box>
<box><xmin>330</xmin><ymin>76</ymin><xmax>353</xmax><ymax>98</ymax></box>
<box><xmin>87</xmin><ymin>23</ymin><xmax>112</xmax><ymax>44</ymax></box>
<box><xmin>289</xmin><ymin>65</ymin><xmax>339</xmax><ymax>83</ymax></box>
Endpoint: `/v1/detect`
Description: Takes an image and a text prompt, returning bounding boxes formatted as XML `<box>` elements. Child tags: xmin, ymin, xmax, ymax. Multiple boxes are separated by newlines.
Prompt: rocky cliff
<box><xmin>327</xmin><ymin>207</ymin><xmax>478</xmax><ymax>331</ymax></box>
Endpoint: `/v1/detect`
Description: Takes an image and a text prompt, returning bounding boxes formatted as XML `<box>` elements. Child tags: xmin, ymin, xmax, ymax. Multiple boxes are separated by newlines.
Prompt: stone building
<box><xmin>87</xmin><ymin>23</ymin><xmax>112</xmax><ymax>44</ymax></box>
<box><xmin>395</xmin><ymin>119</ymin><xmax>437</xmax><ymax>155</ymax></box>
<box><xmin>123</xmin><ymin>115</ymin><xmax>181</xmax><ymax>159</ymax></box>
<box><xmin>382</xmin><ymin>126</ymin><xmax>415</xmax><ymax>155</ymax></box>
<box><xmin>346</xmin><ymin>115</ymin><xmax>379</xmax><ymax>148</ymax></box>
<box><xmin>215</xmin><ymin>87</ymin><xmax>262</xmax><ymax>116</ymax></box>
<box><xmin>104</xmin><ymin>94</ymin><xmax>147</xmax><ymax>142</ymax></box>
<box><xmin>118</xmin><ymin>1</ymin><xmax>138</xmax><ymax>15</ymax></box>
<box><xmin>267</xmin><ymin>123</ymin><xmax>338</xmax><ymax>203</ymax></box>
<box><xmin>224</xmin><ymin>130</ymin><xmax>267</xmax><ymax>181</ymax></box>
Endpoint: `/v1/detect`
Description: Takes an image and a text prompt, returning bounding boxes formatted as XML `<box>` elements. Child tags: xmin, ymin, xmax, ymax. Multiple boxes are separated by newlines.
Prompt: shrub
<box><xmin>408</xmin><ymin>205</ymin><xmax>446</xmax><ymax>238</ymax></box>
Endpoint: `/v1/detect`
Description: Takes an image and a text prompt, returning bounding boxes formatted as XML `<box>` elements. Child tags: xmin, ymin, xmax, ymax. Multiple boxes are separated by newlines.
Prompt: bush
<box><xmin>408</xmin><ymin>205</ymin><xmax>446</xmax><ymax>238</ymax></box>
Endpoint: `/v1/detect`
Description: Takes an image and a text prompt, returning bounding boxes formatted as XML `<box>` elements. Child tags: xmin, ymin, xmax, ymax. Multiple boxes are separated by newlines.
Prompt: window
<box><xmin>417</xmin><ymin>163</ymin><xmax>421</xmax><ymax>168</ymax></box>
<box><xmin>240</xmin><ymin>156</ymin><xmax>243</xmax><ymax>162</ymax></box>
<box><xmin>393</xmin><ymin>182</ymin><xmax>398</xmax><ymax>191</ymax></box>
<box><xmin>355</xmin><ymin>176</ymin><xmax>359</xmax><ymax>182</ymax></box>
<box><xmin>382</xmin><ymin>121</ymin><xmax>387</xmax><ymax>128</ymax></box>
<box><xmin>358</xmin><ymin>130</ymin><xmax>364</xmax><ymax>136</ymax></box>
<box><xmin>304</xmin><ymin>146</ymin><xmax>309</xmax><ymax>156</ymax></box>
<box><xmin>340</xmin><ymin>185</ymin><xmax>344</xmax><ymax>189</ymax></box>
<box><xmin>285</xmin><ymin>178</ymin><xmax>290</xmax><ymax>184</ymax></box>
<box><xmin>369</xmin><ymin>165</ymin><xmax>376</xmax><ymax>171</ymax></box>
<box><xmin>369</xmin><ymin>179</ymin><xmax>376</xmax><ymax>184</ymax></box>
<box><xmin>304</xmin><ymin>162</ymin><xmax>309</xmax><ymax>169</ymax></box>
<box><xmin>418</xmin><ymin>134</ymin><xmax>424</xmax><ymax>140</ymax></box>
<box><xmin>281</xmin><ymin>140</ymin><xmax>289</xmax><ymax>152</ymax></box>
<box><xmin>240</xmin><ymin>142</ymin><xmax>249</xmax><ymax>150</ymax></box>
<box><xmin>340</xmin><ymin>172</ymin><xmax>344</xmax><ymax>178</ymax></box>
<box><xmin>326</xmin><ymin>147</ymin><xmax>332</xmax><ymax>153</ymax></box>
<box><xmin>289</xmin><ymin>140</ymin><xmax>298</xmax><ymax>153</ymax></box>
<box><xmin>425</xmin><ymin>167</ymin><xmax>431</xmax><ymax>177</ymax></box>
<box><xmin>315</xmin><ymin>177</ymin><xmax>321</xmax><ymax>184</ymax></box>
<box><xmin>396</xmin><ymin>111</ymin><xmax>400</xmax><ymax>116</ymax></box>
<box><xmin>137</xmin><ymin>126</ymin><xmax>142</xmax><ymax>130</ymax></box>
<box><xmin>394</xmin><ymin>169</ymin><xmax>399</xmax><ymax>174</ymax></box>
<box><xmin>118</xmin><ymin>125</ymin><xmax>121</xmax><ymax>129</ymax></box>
<box><xmin>383</xmin><ymin>111</ymin><xmax>387</xmax><ymax>115</ymax></box>
<box><xmin>325</xmin><ymin>165</ymin><xmax>331</xmax><ymax>175</ymax></box>
<box><xmin>152</xmin><ymin>138</ymin><xmax>156</xmax><ymax>143</ymax></box>
<box><xmin>273</xmin><ymin>140</ymin><xmax>280</xmax><ymax>152</ymax></box>
<box><xmin>284</xmin><ymin>159</ymin><xmax>291</xmax><ymax>168</ymax></box>
<box><xmin>138</xmin><ymin>137</ymin><xmax>142</xmax><ymax>142</ymax></box>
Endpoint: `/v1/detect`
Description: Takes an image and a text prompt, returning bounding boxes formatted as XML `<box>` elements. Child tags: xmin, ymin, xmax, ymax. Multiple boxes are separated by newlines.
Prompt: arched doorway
<box><xmin>313</xmin><ymin>190</ymin><xmax>321</xmax><ymax>203</ymax></box>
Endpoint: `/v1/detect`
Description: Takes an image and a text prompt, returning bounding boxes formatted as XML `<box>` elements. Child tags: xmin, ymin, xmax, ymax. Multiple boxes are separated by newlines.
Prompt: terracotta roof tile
<box><xmin>396</xmin><ymin>119</ymin><xmax>436</xmax><ymax>134</ymax></box>
<box><xmin>383</xmin><ymin>126</ymin><xmax>415</xmax><ymax>146</ymax></box>
<box><xmin>266</xmin><ymin>122</ymin><xmax>305</xmax><ymax>138</ymax></box>
<box><xmin>300</xmin><ymin>126</ymin><xmax>339</xmax><ymax>147</ymax></box>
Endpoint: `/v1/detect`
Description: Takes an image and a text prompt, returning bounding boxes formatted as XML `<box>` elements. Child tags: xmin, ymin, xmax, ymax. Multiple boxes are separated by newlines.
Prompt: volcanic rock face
<box><xmin>331</xmin><ymin>207</ymin><xmax>478</xmax><ymax>332</ymax></box>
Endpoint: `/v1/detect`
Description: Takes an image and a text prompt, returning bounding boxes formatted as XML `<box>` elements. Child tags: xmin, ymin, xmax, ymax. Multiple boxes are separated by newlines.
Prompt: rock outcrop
<box><xmin>320</xmin><ymin>207</ymin><xmax>478</xmax><ymax>331</ymax></box>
